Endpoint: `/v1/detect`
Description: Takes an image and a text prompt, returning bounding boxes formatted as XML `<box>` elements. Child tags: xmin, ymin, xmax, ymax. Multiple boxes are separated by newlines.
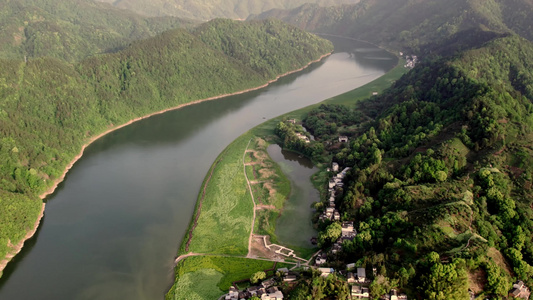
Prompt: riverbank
<box><xmin>167</xmin><ymin>56</ymin><xmax>408</xmax><ymax>299</ymax></box>
<box><xmin>0</xmin><ymin>52</ymin><xmax>331</xmax><ymax>277</ymax></box>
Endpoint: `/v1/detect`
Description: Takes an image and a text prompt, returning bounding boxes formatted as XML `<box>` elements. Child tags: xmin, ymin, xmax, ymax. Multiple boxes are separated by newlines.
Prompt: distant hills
<box><xmin>0</xmin><ymin>0</ymin><xmax>197</xmax><ymax>62</ymax></box>
<box><xmin>94</xmin><ymin>0</ymin><xmax>360</xmax><ymax>20</ymax></box>
<box><xmin>251</xmin><ymin>0</ymin><xmax>533</xmax><ymax>52</ymax></box>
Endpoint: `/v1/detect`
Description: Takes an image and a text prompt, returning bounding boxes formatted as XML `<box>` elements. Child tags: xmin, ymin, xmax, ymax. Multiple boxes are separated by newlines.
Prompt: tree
<box><xmin>250</xmin><ymin>271</ymin><xmax>266</xmax><ymax>284</ymax></box>
<box><xmin>318</xmin><ymin>222</ymin><xmax>342</xmax><ymax>247</ymax></box>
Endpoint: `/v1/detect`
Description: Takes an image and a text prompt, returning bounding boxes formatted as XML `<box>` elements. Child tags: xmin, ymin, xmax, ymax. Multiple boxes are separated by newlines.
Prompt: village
<box><xmin>225</xmin><ymin>120</ymin><xmax>531</xmax><ymax>300</ymax></box>
<box><xmin>223</xmin><ymin>143</ymin><xmax>410</xmax><ymax>300</ymax></box>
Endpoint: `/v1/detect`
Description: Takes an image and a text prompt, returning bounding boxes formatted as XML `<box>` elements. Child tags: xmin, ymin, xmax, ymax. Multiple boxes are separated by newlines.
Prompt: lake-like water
<box><xmin>0</xmin><ymin>36</ymin><xmax>396</xmax><ymax>300</ymax></box>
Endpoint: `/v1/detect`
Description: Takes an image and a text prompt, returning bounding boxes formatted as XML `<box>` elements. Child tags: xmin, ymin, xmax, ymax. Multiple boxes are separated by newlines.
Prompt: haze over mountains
<box><xmin>252</xmin><ymin>0</ymin><xmax>533</xmax><ymax>51</ymax></box>
<box><xmin>95</xmin><ymin>0</ymin><xmax>360</xmax><ymax>20</ymax></box>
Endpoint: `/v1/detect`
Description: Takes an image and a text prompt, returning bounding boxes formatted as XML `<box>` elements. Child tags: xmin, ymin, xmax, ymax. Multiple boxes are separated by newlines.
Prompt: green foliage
<box><xmin>0</xmin><ymin>18</ymin><xmax>333</xmax><ymax>268</ymax></box>
<box><xmin>166</xmin><ymin>256</ymin><xmax>278</xmax><ymax>300</ymax></box>
<box><xmin>317</xmin><ymin>222</ymin><xmax>341</xmax><ymax>247</ymax></box>
<box><xmin>419</xmin><ymin>254</ymin><xmax>469</xmax><ymax>300</ymax></box>
<box><xmin>186</xmin><ymin>135</ymin><xmax>253</xmax><ymax>255</ymax></box>
<box><xmin>250</xmin><ymin>271</ymin><xmax>266</xmax><ymax>284</ymax></box>
<box><xmin>0</xmin><ymin>190</ymin><xmax>42</xmax><ymax>261</ymax></box>
<box><xmin>288</xmin><ymin>272</ymin><xmax>350</xmax><ymax>300</ymax></box>
<box><xmin>0</xmin><ymin>0</ymin><xmax>196</xmax><ymax>62</ymax></box>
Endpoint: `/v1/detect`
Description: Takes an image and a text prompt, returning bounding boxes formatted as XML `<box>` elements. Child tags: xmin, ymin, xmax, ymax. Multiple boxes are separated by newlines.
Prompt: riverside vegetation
<box><xmin>167</xmin><ymin>55</ymin><xmax>406</xmax><ymax>299</ymax></box>
<box><xmin>175</xmin><ymin>0</ymin><xmax>533</xmax><ymax>298</ymax></box>
<box><xmin>274</xmin><ymin>31</ymin><xmax>533</xmax><ymax>300</ymax></box>
<box><xmin>0</xmin><ymin>0</ymin><xmax>334</xmax><ymax>276</ymax></box>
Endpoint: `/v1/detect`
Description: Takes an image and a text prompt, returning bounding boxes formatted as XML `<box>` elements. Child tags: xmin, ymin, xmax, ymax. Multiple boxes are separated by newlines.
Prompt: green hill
<box><xmin>252</xmin><ymin>0</ymin><xmax>533</xmax><ymax>52</ymax></box>
<box><xmin>283</xmin><ymin>33</ymin><xmax>533</xmax><ymax>299</ymax></box>
<box><xmin>95</xmin><ymin>0</ymin><xmax>360</xmax><ymax>20</ymax></box>
<box><xmin>0</xmin><ymin>0</ymin><xmax>197</xmax><ymax>62</ymax></box>
<box><xmin>0</xmin><ymin>18</ymin><xmax>333</xmax><ymax>275</ymax></box>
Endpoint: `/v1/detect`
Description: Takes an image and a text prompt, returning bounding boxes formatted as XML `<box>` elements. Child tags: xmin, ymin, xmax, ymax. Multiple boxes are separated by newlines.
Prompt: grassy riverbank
<box><xmin>167</xmin><ymin>58</ymin><xmax>407</xmax><ymax>299</ymax></box>
<box><xmin>166</xmin><ymin>256</ymin><xmax>287</xmax><ymax>300</ymax></box>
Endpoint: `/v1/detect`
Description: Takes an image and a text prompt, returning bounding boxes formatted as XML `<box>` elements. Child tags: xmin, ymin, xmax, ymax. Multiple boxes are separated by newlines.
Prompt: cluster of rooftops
<box><xmin>319</xmin><ymin>162</ymin><xmax>351</xmax><ymax>222</ymax></box>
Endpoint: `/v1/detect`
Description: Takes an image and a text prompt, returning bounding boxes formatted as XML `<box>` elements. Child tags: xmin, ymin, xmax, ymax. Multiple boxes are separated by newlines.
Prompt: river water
<box><xmin>0</xmin><ymin>36</ymin><xmax>396</xmax><ymax>300</ymax></box>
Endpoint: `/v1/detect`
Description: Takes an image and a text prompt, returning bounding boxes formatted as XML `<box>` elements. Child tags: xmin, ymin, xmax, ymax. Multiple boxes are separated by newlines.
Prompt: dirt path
<box><xmin>244</xmin><ymin>138</ymin><xmax>257</xmax><ymax>258</ymax></box>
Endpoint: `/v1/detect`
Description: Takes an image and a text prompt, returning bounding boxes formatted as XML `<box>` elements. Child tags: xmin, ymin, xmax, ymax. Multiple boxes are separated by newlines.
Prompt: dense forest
<box><xmin>275</xmin><ymin>32</ymin><xmax>533</xmax><ymax>299</ymax></box>
<box><xmin>252</xmin><ymin>0</ymin><xmax>533</xmax><ymax>53</ymax></box>
<box><xmin>0</xmin><ymin>14</ymin><xmax>333</xmax><ymax>274</ymax></box>
<box><xmin>94</xmin><ymin>0</ymin><xmax>359</xmax><ymax>21</ymax></box>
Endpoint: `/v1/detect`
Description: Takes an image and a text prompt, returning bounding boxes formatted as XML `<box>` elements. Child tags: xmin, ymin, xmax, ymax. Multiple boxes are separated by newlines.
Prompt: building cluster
<box><xmin>320</xmin><ymin>162</ymin><xmax>351</xmax><ymax>222</ymax></box>
<box><xmin>510</xmin><ymin>280</ymin><xmax>530</xmax><ymax>299</ymax></box>
<box><xmin>404</xmin><ymin>55</ymin><xmax>418</xmax><ymax>69</ymax></box>
<box><xmin>295</xmin><ymin>132</ymin><xmax>310</xmax><ymax>143</ymax></box>
<box><xmin>223</xmin><ymin>268</ymin><xmax>300</xmax><ymax>300</ymax></box>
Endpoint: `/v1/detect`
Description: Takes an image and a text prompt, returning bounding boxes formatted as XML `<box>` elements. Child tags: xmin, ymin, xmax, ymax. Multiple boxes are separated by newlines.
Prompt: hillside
<box><xmin>94</xmin><ymin>0</ymin><xmax>359</xmax><ymax>20</ymax></box>
<box><xmin>0</xmin><ymin>0</ymin><xmax>197</xmax><ymax>62</ymax></box>
<box><xmin>251</xmin><ymin>0</ymin><xmax>533</xmax><ymax>52</ymax></box>
<box><xmin>276</xmin><ymin>33</ymin><xmax>533</xmax><ymax>299</ymax></box>
<box><xmin>0</xmin><ymin>18</ymin><xmax>333</xmax><ymax>276</ymax></box>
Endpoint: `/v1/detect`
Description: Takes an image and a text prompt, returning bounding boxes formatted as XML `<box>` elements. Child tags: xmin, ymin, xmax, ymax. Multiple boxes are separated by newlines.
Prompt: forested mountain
<box><xmin>94</xmin><ymin>0</ymin><xmax>359</xmax><ymax>21</ymax></box>
<box><xmin>275</xmin><ymin>29</ymin><xmax>533</xmax><ymax>300</ymax></box>
<box><xmin>252</xmin><ymin>0</ymin><xmax>533</xmax><ymax>53</ymax></box>
<box><xmin>0</xmin><ymin>18</ymin><xmax>333</xmax><ymax>276</ymax></box>
<box><xmin>0</xmin><ymin>0</ymin><xmax>197</xmax><ymax>62</ymax></box>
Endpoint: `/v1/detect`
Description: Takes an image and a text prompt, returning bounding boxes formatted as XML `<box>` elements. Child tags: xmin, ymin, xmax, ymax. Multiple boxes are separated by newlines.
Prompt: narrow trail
<box><xmin>244</xmin><ymin>138</ymin><xmax>257</xmax><ymax>258</ymax></box>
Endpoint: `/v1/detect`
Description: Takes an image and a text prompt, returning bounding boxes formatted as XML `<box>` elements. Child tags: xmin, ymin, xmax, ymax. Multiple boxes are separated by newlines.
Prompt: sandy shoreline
<box><xmin>0</xmin><ymin>52</ymin><xmax>331</xmax><ymax>276</ymax></box>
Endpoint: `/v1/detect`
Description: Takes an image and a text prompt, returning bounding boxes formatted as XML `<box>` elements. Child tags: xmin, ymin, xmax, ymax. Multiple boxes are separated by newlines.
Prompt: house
<box><xmin>347</xmin><ymin>272</ymin><xmax>356</xmax><ymax>283</ymax></box>
<box><xmin>346</xmin><ymin>263</ymin><xmax>356</xmax><ymax>271</ymax></box>
<box><xmin>328</xmin><ymin>180</ymin><xmax>336</xmax><ymax>189</ymax></box>
<box><xmin>331</xmin><ymin>242</ymin><xmax>342</xmax><ymax>254</ymax></box>
<box><xmin>357</xmin><ymin>268</ymin><xmax>366</xmax><ymax>283</ymax></box>
<box><xmin>372</xmin><ymin>92</ymin><xmax>378</xmax><ymax>96</ymax></box>
<box><xmin>510</xmin><ymin>280</ymin><xmax>530</xmax><ymax>299</ymax></box>
<box><xmin>248</xmin><ymin>286</ymin><xmax>266</xmax><ymax>296</ymax></box>
<box><xmin>352</xmin><ymin>285</ymin><xmax>370</xmax><ymax>299</ymax></box>
<box><xmin>261</xmin><ymin>278</ymin><xmax>276</xmax><ymax>288</ymax></box>
<box><xmin>315</xmin><ymin>253</ymin><xmax>327</xmax><ymax>265</ymax></box>
<box><xmin>295</xmin><ymin>132</ymin><xmax>310</xmax><ymax>143</ymax></box>
<box><xmin>225</xmin><ymin>286</ymin><xmax>239</xmax><ymax>300</ymax></box>
<box><xmin>261</xmin><ymin>291</ymin><xmax>284</xmax><ymax>300</ymax></box>
<box><xmin>341</xmin><ymin>221</ymin><xmax>357</xmax><ymax>239</ymax></box>
<box><xmin>333</xmin><ymin>211</ymin><xmax>341</xmax><ymax>221</ymax></box>
<box><xmin>277</xmin><ymin>268</ymin><xmax>289</xmax><ymax>275</ymax></box>
<box><xmin>283</xmin><ymin>274</ymin><xmax>297</xmax><ymax>282</ymax></box>
<box><xmin>318</xmin><ymin>267</ymin><xmax>334</xmax><ymax>277</ymax></box>
<box><xmin>326</xmin><ymin>207</ymin><xmax>334</xmax><ymax>217</ymax></box>
<box><xmin>332</xmin><ymin>162</ymin><xmax>339</xmax><ymax>172</ymax></box>
<box><xmin>390</xmin><ymin>289</ymin><xmax>398</xmax><ymax>300</ymax></box>
<box><xmin>338</xmin><ymin>136</ymin><xmax>349</xmax><ymax>143</ymax></box>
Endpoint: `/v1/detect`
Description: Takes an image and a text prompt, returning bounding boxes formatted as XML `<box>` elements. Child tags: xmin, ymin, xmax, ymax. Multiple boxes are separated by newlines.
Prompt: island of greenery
<box><xmin>0</xmin><ymin>1</ymin><xmax>334</xmax><ymax>276</ymax></box>
<box><xmin>171</xmin><ymin>0</ymin><xmax>533</xmax><ymax>299</ymax></box>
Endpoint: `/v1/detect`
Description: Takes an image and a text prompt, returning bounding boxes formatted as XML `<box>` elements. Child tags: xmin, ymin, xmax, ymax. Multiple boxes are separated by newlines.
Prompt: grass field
<box><xmin>185</xmin><ymin>134</ymin><xmax>254</xmax><ymax>255</ymax></box>
<box><xmin>166</xmin><ymin>256</ymin><xmax>285</xmax><ymax>300</ymax></box>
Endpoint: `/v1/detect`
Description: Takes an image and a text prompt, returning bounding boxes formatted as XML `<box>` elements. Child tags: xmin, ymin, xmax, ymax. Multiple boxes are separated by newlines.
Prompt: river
<box><xmin>0</xmin><ymin>36</ymin><xmax>396</xmax><ymax>300</ymax></box>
